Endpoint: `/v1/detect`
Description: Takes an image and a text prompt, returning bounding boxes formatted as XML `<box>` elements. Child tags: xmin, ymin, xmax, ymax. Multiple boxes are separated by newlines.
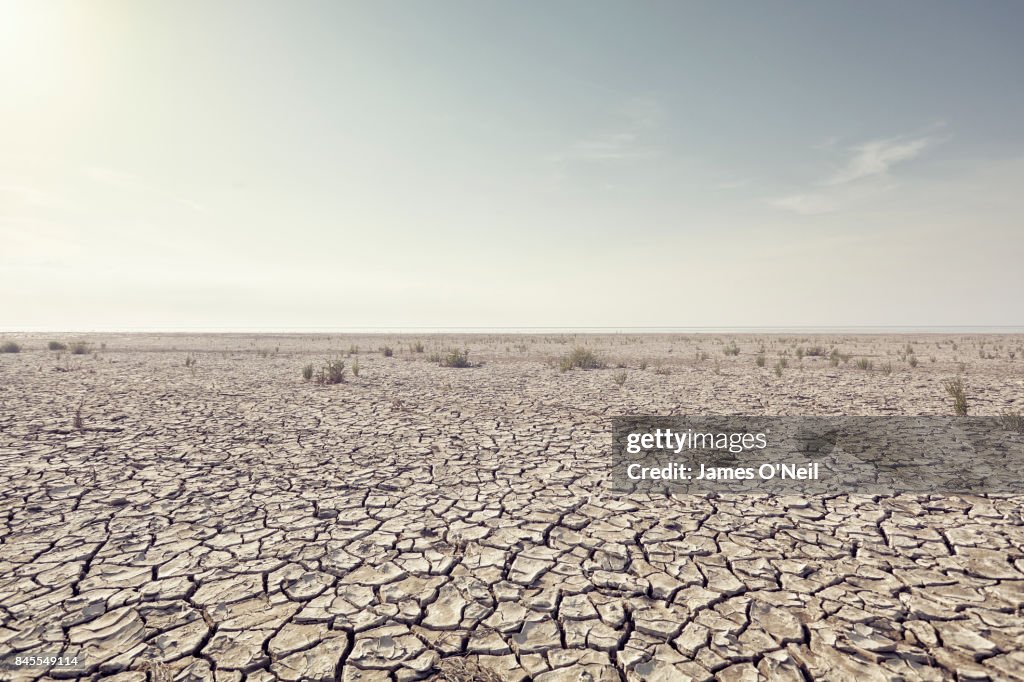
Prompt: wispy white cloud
<box><xmin>550</xmin><ymin>97</ymin><xmax>665</xmax><ymax>165</ymax></box>
<box><xmin>770</xmin><ymin>182</ymin><xmax>898</xmax><ymax>216</ymax></box>
<box><xmin>772</xmin><ymin>130</ymin><xmax>944</xmax><ymax>214</ymax></box>
<box><xmin>825</xmin><ymin>135</ymin><xmax>936</xmax><ymax>185</ymax></box>
<box><xmin>566</xmin><ymin>132</ymin><xmax>659</xmax><ymax>162</ymax></box>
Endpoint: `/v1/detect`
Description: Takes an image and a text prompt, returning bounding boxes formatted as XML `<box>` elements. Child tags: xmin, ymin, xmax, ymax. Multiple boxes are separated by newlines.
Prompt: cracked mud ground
<box><xmin>2</xmin><ymin>334</ymin><xmax>1023</xmax><ymax>682</ymax></box>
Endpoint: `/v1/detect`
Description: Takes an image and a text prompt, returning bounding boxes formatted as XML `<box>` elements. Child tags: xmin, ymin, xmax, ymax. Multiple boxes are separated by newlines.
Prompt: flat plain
<box><xmin>1</xmin><ymin>333</ymin><xmax>1023</xmax><ymax>682</ymax></box>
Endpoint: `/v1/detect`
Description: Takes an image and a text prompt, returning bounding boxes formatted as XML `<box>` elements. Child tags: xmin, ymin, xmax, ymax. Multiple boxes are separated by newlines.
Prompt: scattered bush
<box><xmin>653</xmin><ymin>366</ymin><xmax>671</xmax><ymax>375</ymax></box>
<box><xmin>881</xmin><ymin>362</ymin><xmax>893</xmax><ymax>375</ymax></box>
<box><xmin>639</xmin><ymin>360</ymin><xmax>648</xmax><ymax>370</ymax></box>
<box><xmin>755</xmin><ymin>354</ymin><xmax>766</xmax><ymax>367</ymax></box>
<box><xmin>613</xmin><ymin>370</ymin><xmax>627</xmax><ymax>387</ymax></box>
<box><xmin>999</xmin><ymin>411</ymin><xmax>1023</xmax><ymax>433</ymax></box>
<box><xmin>804</xmin><ymin>346</ymin><xmax>827</xmax><ymax>357</ymax></box>
<box><xmin>723</xmin><ymin>343</ymin><xmax>740</xmax><ymax>356</ymax></box>
<box><xmin>440</xmin><ymin>349</ymin><xmax>472</xmax><ymax>368</ymax></box>
<box><xmin>380</xmin><ymin>345</ymin><xmax>394</xmax><ymax>357</ymax></box>
<box><xmin>302</xmin><ymin>364</ymin><xmax>314</xmax><ymax>381</ymax></box>
<box><xmin>855</xmin><ymin>358</ymin><xmax>873</xmax><ymax>370</ymax></box>
<box><xmin>352</xmin><ymin>358</ymin><xmax>360</xmax><ymax>377</ymax></box>
<box><xmin>774</xmin><ymin>361</ymin><xmax>784</xmax><ymax>377</ymax></box>
<box><xmin>315</xmin><ymin>359</ymin><xmax>346</xmax><ymax>385</ymax></box>
<box><xmin>943</xmin><ymin>377</ymin><xmax>968</xmax><ymax>416</ymax></box>
<box><xmin>70</xmin><ymin>342</ymin><xmax>90</xmax><ymax>355</ymax></box>
<box><xmin>1</xmin><ymin>341</ymin><xmax>21</xmax><ymax>353</ymax></box>
<box><xmin>411</xmin><ymin>341</ymin><xmax>425</xmax><ymax>353</ymax></box>
<box><xmin>908</xmin><ymin>356</ymin><xmax>919</xmax><ymax>368</ymax></box>
<box><xmin>73</xmin><ymin>400</ymin><xmax>85</xmax><ymax>430</ymax></box>
<box><xmin>48</xmin><ymin>341</ymin><xmax>67</xmax><ymax>351</ymax></box>
<box><xmin>184</xmin><ymin>355</ymin><xmax>197</xmax><ymax>368</ymax></box>
<box><xmin>559</xmin><ymin>347</ymin><xmax>603</xmax><ymax>371</ymax></box>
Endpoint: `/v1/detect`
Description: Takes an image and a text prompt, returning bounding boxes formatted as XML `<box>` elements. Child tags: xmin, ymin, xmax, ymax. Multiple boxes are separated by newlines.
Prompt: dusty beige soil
<box><xmin>1</xmin><ymin>334</ymin><xmax>1023</xmax><ymax>681</ymax></box>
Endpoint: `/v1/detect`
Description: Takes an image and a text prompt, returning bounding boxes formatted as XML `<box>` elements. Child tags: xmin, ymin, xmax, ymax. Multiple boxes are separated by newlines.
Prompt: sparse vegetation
<box><xmin>653</xmin><ymin>366</ymin><xmax>671</xmax><ymax>375</ymax></box>
<box><xmin>380</xmin><ymin>345</ymin><xmax>394</xmax><ymax>357</ymax></box>
<box><xmin>431</xmin><ymin>657</ymin><xmax>504</xmax><ymax>682</ymax></box>
<box><xmin>881</xmin><ymin>362</ymin><xmax>893</xmax><ymax>375</ymax></box>
<box><xmin>184</xmin><ymin>355</ymin><xmax>197</xmax><ymax>368</ymax></box>
<box><xmin>755</xmin><ymin>353</ymin><xmax>766</xmax><ymax>367</ymax></box>
<box><xmin>352</xmin><ymin>358</ymin><xmax>360</xmax><ymax>377</ymax></box>
<box><xmin>943</xmin><ymin>376</ymin><xmax>968</xmax><ymax>416</ymax></box>
<box><xmin>855</xmin><ymin>358</ymin><xmax>873</xmax><ymax>370</ymax></box>
<box><xmin>73</xmin><ymin>400</ymin><xmax>85</xmax><ymax>430</ymax></box>
<box><xmin>314</xmin><ymin>359</ymin><xmax>346</xmax><ymax>385</ymax></box>
<box><xmin>441</xmin><ymin>349</ymin><xmax>472</xmax><ymax>368</ymax></box>
<box><xmin>411</xmin><ymin>341</ymin><xmax>425</xmax><ymax>353</ymax></box>
<box><xmin>1</xmin><ymin>341</ymin><xmax>21</xmax><ymax>353</ymax></box>
<box><xmin>301</xmin><ymin>364</ymin><xmax>314</xmax><ymax>381</ymax></box>
<box><xmin>773</xmin><ymin>360</ymin><xmax>784</xmax><ymax>377</ymax></box>
<box><xmin>723</xmin><ymin>343</ymin><xmax>740</xmax><ymax>356</ymax></box>
<box><xmin>908</xmin><ymin>356</ymin><xmax>918</xmax><ymax>368</ymax></box>
<box><xmin>48</xmin><ymin>341</ymin><xmax>67</xmax><ymax>351</ymax></box>
<box><xmin>70</xmin><ymin>342</ymin><xmax>90</xmax><ymax>355</ymax></box>
<box><xmin>613</xmin><ymin>370</ymin><xmax>627</xmax><ymax>386</ymax></box>
<box><xmin>559</xmin><ymin>347</ymin><xmax>603</xmax><ymax>371</ymax></box>
<box><xmin>999</xmin><ymin>411</ymin><xmax>1023</xmax><ymax>433</ymax></box>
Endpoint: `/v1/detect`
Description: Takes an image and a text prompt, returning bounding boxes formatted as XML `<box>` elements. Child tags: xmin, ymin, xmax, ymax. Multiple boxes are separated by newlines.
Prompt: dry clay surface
<box><xmin>1</xmin><ymin>334</ymin><xmax>1023</xmax><ymax>682</ymax></box>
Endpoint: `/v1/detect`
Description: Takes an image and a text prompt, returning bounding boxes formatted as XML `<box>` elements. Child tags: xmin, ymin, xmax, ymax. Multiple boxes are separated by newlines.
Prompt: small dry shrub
<box><xmin>441</xmin><ymin>349</ymin><xmax>472</xmax><ymax>368</ymax></box>
<box><xmin>429</xmin><ymin>657</ymin><xmax>504</xmax><ymax>682</ymax></box>
<box><xmin>943</xmin><ymin>377</ymin><xmax>967</xmax><ymax>416</ymax></box>
<box><xmin>999</xmin><ymin>411</ymin><xmax>1023</xmax><ymax>433</ymax></box>
<box><xmin>315</xmin><ymin>359</ymin><xmax>346</xmax><ymax>385</ymax></box>
<box><xmin>559</xmin><ymin>347</ymin><xmax>603</xmax><ymax>371</ymax></box>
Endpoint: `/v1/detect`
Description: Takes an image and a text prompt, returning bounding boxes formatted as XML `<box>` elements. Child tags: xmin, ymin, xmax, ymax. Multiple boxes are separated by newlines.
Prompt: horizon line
<box><xmin>4</xmin><ymin>325</ymin><xmax>1024</xmax><ymax>335</ymax></box>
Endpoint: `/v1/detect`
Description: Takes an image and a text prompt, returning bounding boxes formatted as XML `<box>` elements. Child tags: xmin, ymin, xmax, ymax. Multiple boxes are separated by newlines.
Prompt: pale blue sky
<box><xmin>2</xmin><ymin>1</ymin><xmax>1022</xmax><ymax>330</ymax></box>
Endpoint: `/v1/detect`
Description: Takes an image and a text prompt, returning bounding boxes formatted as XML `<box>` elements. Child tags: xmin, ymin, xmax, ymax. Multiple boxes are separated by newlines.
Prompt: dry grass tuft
<box><xmin>428</xmin><ymin>657</ymin><xmax>504</xmax><ymax>682</ymax></box>
<box><xmin>943</xmin><ymin>376</ymin><xmax>968</xmax><ymax>416</ymax></box>
<box><xmin>559</xmin><ymin>347</ymin><xmax>604</xmax><ymax>371</ymax></box>
<box><xmin>314</xmin><ymin>359</ymin><xmax>346</xmax><ymax>385</ymax></box>
<box><xmin>441</xmin><ymin>349</ymin><xmax>472</xmax><ymax>368</ymax></box>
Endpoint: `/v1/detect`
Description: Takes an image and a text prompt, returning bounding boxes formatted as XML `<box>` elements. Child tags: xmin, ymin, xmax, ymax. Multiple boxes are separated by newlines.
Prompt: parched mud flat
<box><xmin>1</xmin><ymin>333</ymin><xmax>1023</xmax><ymax>682</ymax></box>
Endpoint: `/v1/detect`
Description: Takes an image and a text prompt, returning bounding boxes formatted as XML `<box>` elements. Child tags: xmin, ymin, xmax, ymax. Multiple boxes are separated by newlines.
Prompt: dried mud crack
<box><xmin>1</xmin><ymin>334</ymin><xmax>1023</xmax><ymax>681</ymax></box>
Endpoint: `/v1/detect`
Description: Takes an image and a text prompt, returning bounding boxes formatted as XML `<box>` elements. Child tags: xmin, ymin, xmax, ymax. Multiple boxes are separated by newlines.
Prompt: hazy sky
<box><xmin>2</xmin><ymin>1</ymin><xmax>1023</xmax><ymax>330</ymax></box>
